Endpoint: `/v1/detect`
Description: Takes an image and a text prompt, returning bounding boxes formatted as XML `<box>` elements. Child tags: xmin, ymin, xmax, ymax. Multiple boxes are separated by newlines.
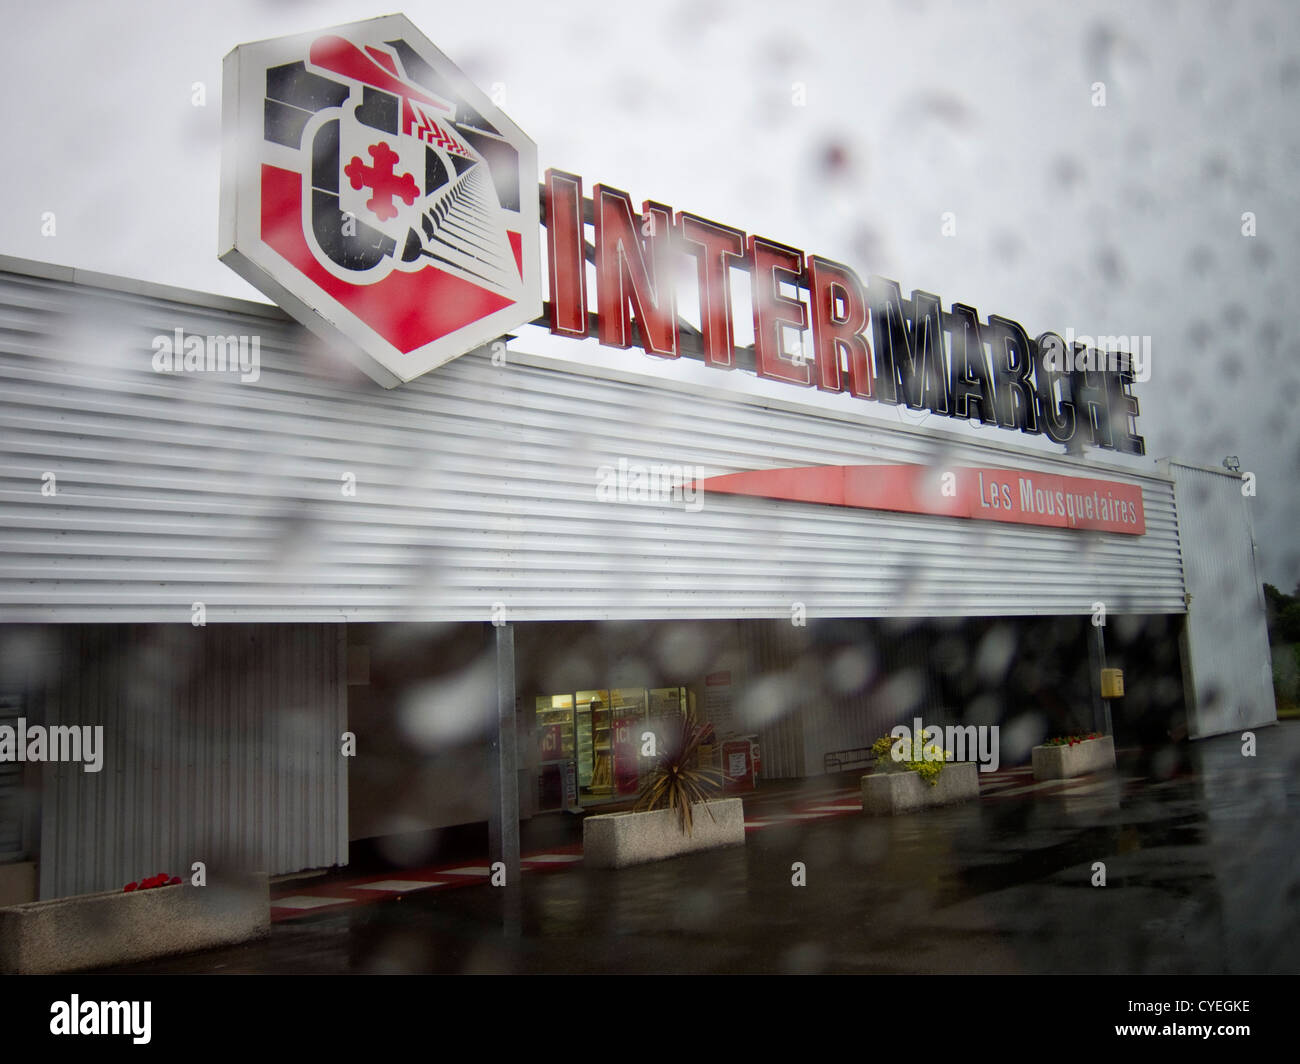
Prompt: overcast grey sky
<box><xmin>4</xmin><ymin>0</ymin><xmax>1298</xmax><ymax>586</ymax></box>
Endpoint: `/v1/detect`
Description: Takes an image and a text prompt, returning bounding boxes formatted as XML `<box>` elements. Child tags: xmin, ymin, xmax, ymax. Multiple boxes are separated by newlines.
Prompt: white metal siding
<box><xmin>25</xmin><ymin>622</ymin><xmax>347</xmax><ymax>899</ymax></box>
<box><xmin>1164</xmin><ymin>461</ymin><xmax>1276</xmax><ymax>737</ymax></box>
<box><xmin>0</xmin><ymin>261</ymin><xmax>1185</xmax><ymax>623</ymax></box>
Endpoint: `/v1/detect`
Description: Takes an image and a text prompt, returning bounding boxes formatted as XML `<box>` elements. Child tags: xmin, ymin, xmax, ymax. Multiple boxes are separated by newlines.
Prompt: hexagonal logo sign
<box><xmin>219</xmin><ymin>15</ymin><xmax>541</xmax><ymax>387</ymax></box>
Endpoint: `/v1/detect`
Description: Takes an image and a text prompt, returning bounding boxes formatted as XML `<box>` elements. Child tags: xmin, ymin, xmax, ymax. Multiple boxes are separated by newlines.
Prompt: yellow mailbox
<box><xmin>1100</xmin><ymin>668</ymin><xmax>1124</xmax><ymax>699</ymax></box>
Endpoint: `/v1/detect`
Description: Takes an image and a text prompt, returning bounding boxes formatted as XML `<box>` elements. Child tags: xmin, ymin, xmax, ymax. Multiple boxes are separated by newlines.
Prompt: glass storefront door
<box><xmin>533</xmin><ymin>685</ymin><xmax>689</xmax><ymax>809</ymax></box>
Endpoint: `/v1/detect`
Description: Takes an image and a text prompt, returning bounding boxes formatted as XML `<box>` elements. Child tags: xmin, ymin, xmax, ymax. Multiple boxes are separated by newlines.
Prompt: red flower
<box><xmin>126</xmin><ymin>872</ymin><xmax>177</xmax><ymax>890</ymax></box>
<box><xmin>124</xmin><ymin>882</ymin><xmax>137</xmax><ymax>892</ymax></box>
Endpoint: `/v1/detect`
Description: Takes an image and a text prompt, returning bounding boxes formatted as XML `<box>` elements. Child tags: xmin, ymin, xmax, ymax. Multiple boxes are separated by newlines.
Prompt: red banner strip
<box><xmin>696</xmin><ymin>464</ymin><xmax>1145</xmax><ymax>534</ymax></box>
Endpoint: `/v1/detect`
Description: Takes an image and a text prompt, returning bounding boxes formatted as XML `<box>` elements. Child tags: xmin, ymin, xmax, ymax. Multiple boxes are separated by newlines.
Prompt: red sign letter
<box><xmin>808</xmin><ymin>256</ymin><xmax>873</xmax><ymax>397</ymax></box>
<box><xmin>679</xmin><ymin>213</ymin><xmax>747</xmax><ymax>369</ymax></box>
<box><xmin>749</xmin><ymin>236</ymin><xmax>810</xmax><ymax>386</ymax></box>
<box><xmin>545</xmin><ymin>169</ymin><xmax>588</xmax><ymax>338</ymax></box>
<box><xmin>593</xmin><ymin>185</ymin><xmax>678</xmax><ymax>358</ymax></box>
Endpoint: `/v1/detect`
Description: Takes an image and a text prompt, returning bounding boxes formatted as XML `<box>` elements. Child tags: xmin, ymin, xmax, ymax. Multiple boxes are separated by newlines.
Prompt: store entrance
<box><xmin>534</xmin><ymin>686</ymin><xmax>690</xmax><ymax>811</ymax></box>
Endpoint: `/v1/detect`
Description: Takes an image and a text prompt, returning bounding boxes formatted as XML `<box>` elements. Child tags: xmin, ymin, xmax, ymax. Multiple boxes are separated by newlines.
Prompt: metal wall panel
<box><xmin>797</xmin><ymin>620</ymin><xmax>949</xmax><ymax>777</ymax></box>
<box><xmin>0</xmin><ymin>260</ymin><xmax>1185</xmax><ymax>623</ymax></box>
<box><xmin>0</xmin><ymin>692</ymin><xmax>27</xmax><ymax>859</ymax></box>
<box><xmin>730</xmin><ymin>619</ymin><xmax>808</xmax><ymax>779</ymax></box>
<box><xmin>22</xmin><ymin>622</ymin><xmax>346</xmax><ymax>899</ymax></box>
<box><xmin>1163</xmin><ymin>461</ymin><xmax>1276</xmax><ymax>737</ymax></box>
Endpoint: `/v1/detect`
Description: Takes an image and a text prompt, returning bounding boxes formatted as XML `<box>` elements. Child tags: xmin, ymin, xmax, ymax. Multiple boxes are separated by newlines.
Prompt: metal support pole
<box><xmin>1088</xmin><ymin>618</ymin><xmax>1111</xmax><ymax>736</ymax></box>
<box><xmin>488</xmin><ymin>621</ymin><xmax>520</xmax><ymax>938</ymax></box>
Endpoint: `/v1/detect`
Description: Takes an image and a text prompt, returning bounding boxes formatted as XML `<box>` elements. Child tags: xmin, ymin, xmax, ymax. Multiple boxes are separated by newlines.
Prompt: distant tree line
<box><xmin>1264</xmin><ymin>583</ymin><xmax>1300</xmax><ymax>644</ymax></box>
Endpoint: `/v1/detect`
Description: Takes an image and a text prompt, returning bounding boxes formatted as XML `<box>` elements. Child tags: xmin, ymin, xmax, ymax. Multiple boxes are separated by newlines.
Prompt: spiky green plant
<box><xmin>635</xmin><ymin>713</ymin><xmax>724</xmax><ymax>836</ymax></box>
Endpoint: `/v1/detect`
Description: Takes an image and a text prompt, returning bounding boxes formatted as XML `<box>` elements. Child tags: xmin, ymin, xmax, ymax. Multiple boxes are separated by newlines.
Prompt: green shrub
<box><xmin>871</xmin><ymin>732</ymin><xmax>952</xmax><ymax>787</ymax></box>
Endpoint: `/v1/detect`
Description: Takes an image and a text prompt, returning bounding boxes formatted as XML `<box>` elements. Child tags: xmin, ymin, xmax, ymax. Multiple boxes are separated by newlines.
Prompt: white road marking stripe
<box><xmin>352</xmin><ymin>880</ymin><xmax>446</xmax><ymax>892</ymax></box>
<box><xmin>273</xmin><ymin>895</ymin><xmax>352</xmax><ymax>909</ymax></box>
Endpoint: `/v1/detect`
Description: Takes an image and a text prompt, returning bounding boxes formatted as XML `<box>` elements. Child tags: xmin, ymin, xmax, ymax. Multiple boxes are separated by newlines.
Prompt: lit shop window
<box><xmin>532</xmin><ymin>687</ymin><xmax>691</xmax><ymax>810</ymax></box>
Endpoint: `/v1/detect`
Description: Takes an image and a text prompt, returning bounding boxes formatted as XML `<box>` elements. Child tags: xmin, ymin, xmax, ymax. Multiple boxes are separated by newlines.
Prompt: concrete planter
<box><xmin>0</xmin><ymin>873</ymin><xmax>270</xmax><ymax>974</ymax></box>
<box><xmin>583</xmin><ymin>798</ymin><xmax>745</xmax><ymax>869</ymax></box>
<box><xmin>861</xmin><ymin>761</ymin><xmax>980</xmax><ymax>815</ymax></box>
<box><xmin>1031</xmin><ymin>735</ymin><xmax>1116</xmax><ymax>781</ymax></box>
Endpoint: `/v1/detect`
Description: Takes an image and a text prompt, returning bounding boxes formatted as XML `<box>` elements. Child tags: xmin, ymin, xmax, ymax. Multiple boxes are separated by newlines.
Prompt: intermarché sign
<box><xmin>543</xmin><ymin>170</ymin><xmax>1144</xmax><ymax>456</ymax></box>
<box><xmin>222</xmin><ymin>16</ymin><xmax>1144</xmax><ymax>456</ymax></box>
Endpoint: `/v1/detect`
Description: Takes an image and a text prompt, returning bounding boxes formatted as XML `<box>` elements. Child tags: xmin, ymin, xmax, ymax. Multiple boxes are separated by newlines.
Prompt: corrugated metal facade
<box><xmin>728</xmin><ymin>616</ymin><xmax>1081</xmax><ymax>779</ymax></box>
<box><xmin>730</xmin><ymin>620</ymin><xmax>809</xmax><ymax>780</ymax></box>
<box><xmin>724</xmin><ymin>619</ymin><xmax>939</xmax><ymax>779</ymax></box>
<box><xmin>0</xmin><ymin>692</ymin><xmax>28</xmax><ymax>860</ymax></box>
<box><xmin>796</xmin><ymin>621</ymin><xmax>950</xmax><ymax>778</ymax></box>
<box><xmin>1163</xmin><ymin>461</ymin><xmax>1276</xmax><ymax>737</ymax></box>
<box><xmin>512</xmin><ymin>617</ymin><xmax>993</xmax><ymax>781</ymax></box>
<box><xmin>12</xmin><ymin>622</ymin><xmax>347</xmax><ymax>898</ymax></box>
<box><xmin>0</xmin><ymin>259</ymin><xmax>1185</xmax><ymax>623</ymax></box>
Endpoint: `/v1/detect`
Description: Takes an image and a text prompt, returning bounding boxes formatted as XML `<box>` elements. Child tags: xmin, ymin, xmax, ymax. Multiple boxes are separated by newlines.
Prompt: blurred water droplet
<box><xmin>974</xmin><ymin>625</ymin><xmax>1016</xmax><ymax>684</ymax></box>
<box><xmin>828</xmin><ymin>644</ymin><xmax>875</xmax><ymax>694</ymax></box>
<box><xmin>398</xmin><ymin>654</ymin><xmax>495</xmax><ymax>747</ymax></box>
<box><xmin>1185</xmin><ymin>244</ymin><xmax>1213</xmax><ymax>277</ymax></box>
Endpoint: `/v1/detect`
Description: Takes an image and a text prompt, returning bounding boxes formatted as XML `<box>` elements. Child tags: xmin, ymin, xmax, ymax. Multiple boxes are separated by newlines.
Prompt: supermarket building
<box><xmin>0</xmin><ymin>16</ymin><xmax>1279</xmax><ymax>903</ymax></box>
<box><xmin>0</xmin><ymin>250</ymin><xmax>1277</xmax><ymax>903</ymax></box>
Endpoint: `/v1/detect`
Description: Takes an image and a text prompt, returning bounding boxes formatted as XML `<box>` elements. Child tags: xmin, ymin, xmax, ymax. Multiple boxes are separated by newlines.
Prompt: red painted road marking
<box><xmin>271</xmin><ymin>772</ymin><xmax>1125</xmax><ymax>919</ymax></box>
<box><xmin>271</xmin><ymin>848</ymin><xmax>586</xmax><ymax>921</ymax></box>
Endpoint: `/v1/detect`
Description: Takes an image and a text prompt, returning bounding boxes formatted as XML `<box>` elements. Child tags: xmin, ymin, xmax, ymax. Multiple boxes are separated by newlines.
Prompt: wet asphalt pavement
<box><xmin>108</xmin><ymin>724</ymin><xmax>1299</xmax><ymax>975</ymax></box>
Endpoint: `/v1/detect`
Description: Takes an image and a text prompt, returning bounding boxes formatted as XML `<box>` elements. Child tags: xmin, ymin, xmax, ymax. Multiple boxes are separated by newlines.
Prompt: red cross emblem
<box><xmin>343</xmin><ymin>141</ymin><xmax>420</xmax><ymax>222</ymax></box>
